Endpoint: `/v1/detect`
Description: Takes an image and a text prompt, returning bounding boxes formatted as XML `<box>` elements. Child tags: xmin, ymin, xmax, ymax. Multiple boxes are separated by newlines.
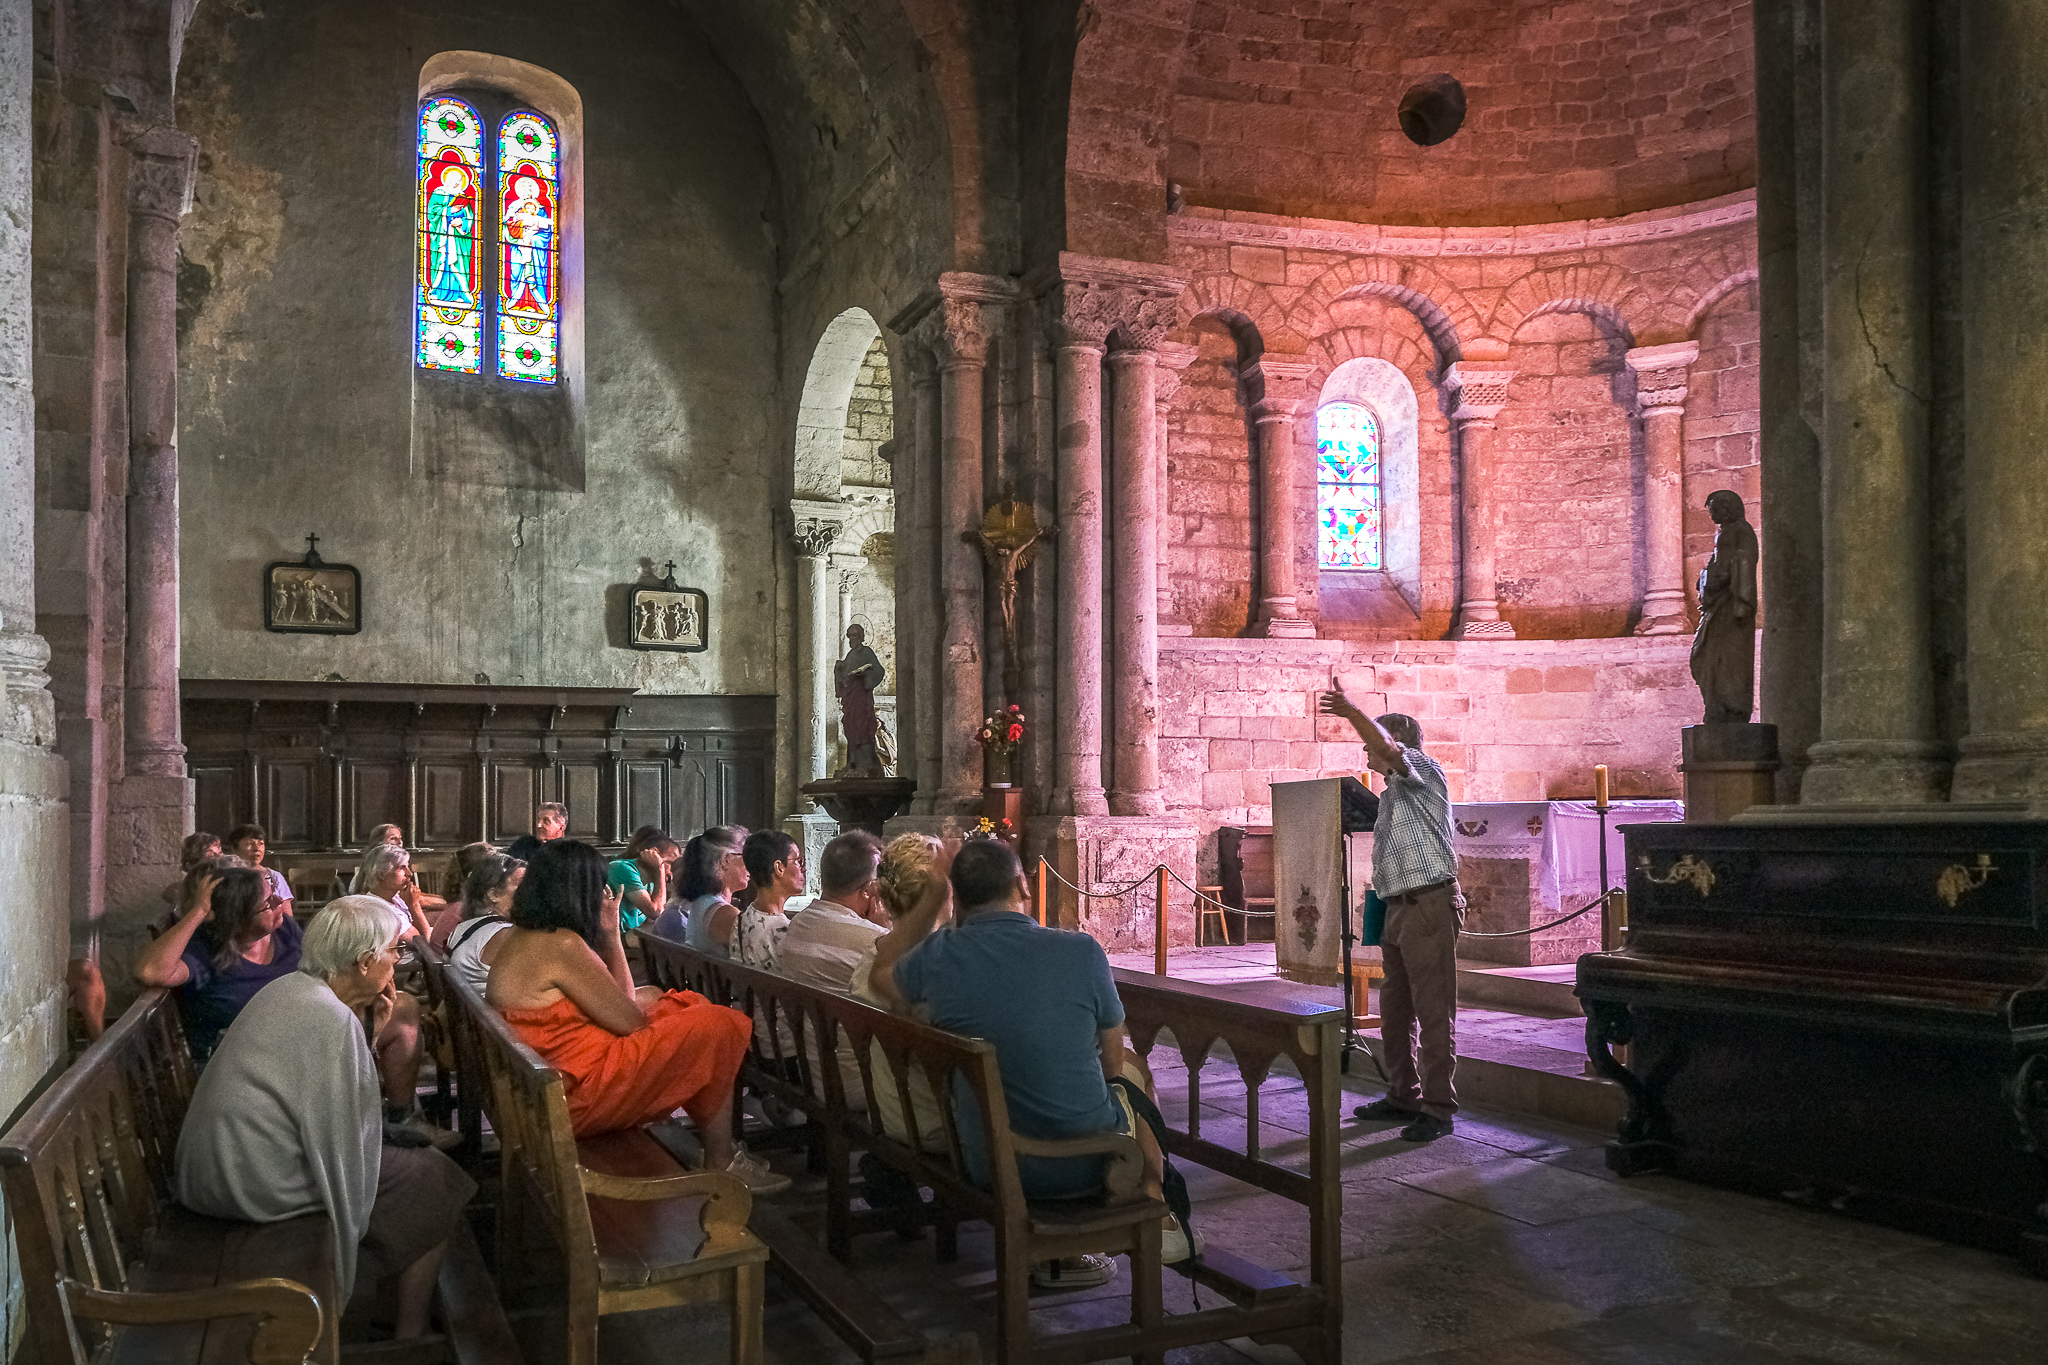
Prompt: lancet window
<box><xmin>416</xmin><ymin>98</ymin><xmax>561</xmax><ymax>383</ymax></box>
<box><xmin>1316</xmin><ymin>400</ymin><xmax>1383</xmax><ymax>570</ymax></box>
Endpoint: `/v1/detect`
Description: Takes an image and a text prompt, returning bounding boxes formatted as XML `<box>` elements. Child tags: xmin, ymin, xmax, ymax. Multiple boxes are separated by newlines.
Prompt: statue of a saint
<box><xmin>834</xmin><ymin>624</ymin><xmax>888</xmax><ymax>776</ymax></box>
<box><xmin>1691</xmin><ymin>489</ymin><xmax>1758</xmax><ymax>723</ymax></box>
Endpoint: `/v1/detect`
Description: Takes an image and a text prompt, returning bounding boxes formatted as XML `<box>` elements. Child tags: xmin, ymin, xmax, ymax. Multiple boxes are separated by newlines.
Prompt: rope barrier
<box><xmin>1037</xmin><ymin>855</ymin><xmax>1610</xmax><ymax>939</ymax></box>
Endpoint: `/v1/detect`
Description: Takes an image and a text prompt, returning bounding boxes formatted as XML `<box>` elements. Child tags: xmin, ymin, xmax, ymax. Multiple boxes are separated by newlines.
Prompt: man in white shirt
<box><xmin>776</xmin><ymin>830</ymin><xmax>887</xmax><ymax>990</ymax></box>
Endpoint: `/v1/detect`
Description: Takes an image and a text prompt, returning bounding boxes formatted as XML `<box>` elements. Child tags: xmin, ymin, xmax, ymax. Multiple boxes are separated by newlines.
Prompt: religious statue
<box><xmin>1691</xmin><ymin>489</ymin><xmax>1758</xmax><ymax>724</ymax></box>
<box><xmin>834</xmin><ymin>624</ymin><xmax>888</xmax><ymax>776</ymax></box>
<box><xmin>967</xmin><ymin>499</ymin><xmax>1052</xmax><ymax>700</ymax></box>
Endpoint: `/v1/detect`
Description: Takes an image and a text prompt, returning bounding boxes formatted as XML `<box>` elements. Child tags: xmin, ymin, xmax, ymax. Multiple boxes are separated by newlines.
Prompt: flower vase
<box><xmin>985</xmin><ymin>747</ymin><xmax>1012</xmax><ymax>788</ymax></box>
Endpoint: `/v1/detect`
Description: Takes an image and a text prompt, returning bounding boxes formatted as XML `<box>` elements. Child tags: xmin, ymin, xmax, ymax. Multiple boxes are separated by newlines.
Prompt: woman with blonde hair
<box><xmin>849</xmin><ymin>834</ymin><xmax>950</xmax><ymax>1156</ymax></box>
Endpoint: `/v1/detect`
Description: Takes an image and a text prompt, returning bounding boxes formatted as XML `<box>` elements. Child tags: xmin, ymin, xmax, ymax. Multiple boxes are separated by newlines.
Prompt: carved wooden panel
<box><xmin>490</xmin><ymin>763</ymin><xmax>541</xmax><ymax>846</ymax></box>
<box><xmin>622</xmin><ymin>761</ymin><xmax>668</xmax><ymax>836</ymax></box>
<box><xmin>264</xmin><ymin>759</ymin><xmax>319</xmax><ymax>846</ymax></box>
<box><xmin>193</xmin><ymin>764</ymin><xmax>243</xmax><ymax>839</ymax></box>
<box><xmin>419</xmin><ymin>762</ymin><xmax>472</xmax><ymax>848</ymax></box>
<box><xmin>345</xmin><ymin>762</ymin><xmax>407</xmax><ymax>846</ymax></box>
<box><xmin>556</xmin><ymin>761</ymin><xmax>604</xmax><ymax>840</ymax></box>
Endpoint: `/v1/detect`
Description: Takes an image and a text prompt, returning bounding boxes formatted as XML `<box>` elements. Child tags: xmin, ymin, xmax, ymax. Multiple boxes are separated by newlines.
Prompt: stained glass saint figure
<box><xmin>415</xmin><ymin>97</ymin><xmax>483</xmax><ymax>373</ymax></box>
<box><xmin>1316</xmin><ymin>401</ymin><xmax>1383</xmax><ymax>570</ymax></box>
<box><xmin>496</xmin><ymin>111</ymin><xmax>560</xmax><ymax>382</ymax></box>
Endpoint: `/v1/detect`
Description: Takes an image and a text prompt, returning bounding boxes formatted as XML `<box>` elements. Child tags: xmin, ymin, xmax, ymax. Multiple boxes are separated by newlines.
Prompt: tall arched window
<box><xmin>415</xmin><ymin>98</ymin><xmax>561</xmax><ymax>384</ymax></box>
<box><xmin>1317</xmin><ymin>400</ymin><xmax>1382</xmax><ymax>569</ymax></box>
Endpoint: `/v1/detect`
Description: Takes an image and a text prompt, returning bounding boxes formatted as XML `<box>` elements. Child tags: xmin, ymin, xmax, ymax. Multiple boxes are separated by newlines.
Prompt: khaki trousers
<box><xmin>1378</xmin><ymin>880</ymin><xmax>1464</xmax><ymax>1121</ymax></box>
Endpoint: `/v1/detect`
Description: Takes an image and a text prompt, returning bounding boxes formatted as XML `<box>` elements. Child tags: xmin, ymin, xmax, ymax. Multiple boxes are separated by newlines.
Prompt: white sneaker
<box><xmin>388</xmin><ymin>1107</ymin><xmax>464</xmax><ymax>1152</ymax></box>
<box><xmin>1030</xmin><ymin>1253</ymin><xmax>1116</xmax><ymax>1289</ymax></box>
<box><xmin>724</xmin><ymin>1146</ymin><xmax>792</xmax><ymax>1197</ymax></box>
<box><xmin>1161</xmin><ymin>1215</ymin><xmax>1204</xmax><ymax>1264</ymax></box>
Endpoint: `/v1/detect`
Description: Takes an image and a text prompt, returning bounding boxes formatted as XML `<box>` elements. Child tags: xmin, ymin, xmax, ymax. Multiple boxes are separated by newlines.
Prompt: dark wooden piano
<box><xmin>1578</xmin><ymin>819</ymin><xmax>2048</xmax><ymax>1276</ymax></box>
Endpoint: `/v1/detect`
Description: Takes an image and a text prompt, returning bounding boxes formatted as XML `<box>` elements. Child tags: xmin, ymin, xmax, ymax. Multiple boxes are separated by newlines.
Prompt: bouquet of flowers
<box><xmin>977</xmin><ymin>704</ymin><xmax>1026</xmax><ymax>753</ymax></box>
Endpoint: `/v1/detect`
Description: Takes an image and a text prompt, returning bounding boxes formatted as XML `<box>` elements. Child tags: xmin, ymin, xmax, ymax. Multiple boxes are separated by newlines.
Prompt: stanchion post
<box><xmin>1154</xmin><ymin>865</ymin><xmax>1168</xmax><ymax>976</ymax></box>
<box><xmin>1036</xmin><ymin>856</ymin><xmax>1049</xmax><ymax>926</ymax></box>
<box><xmin>1594</xmin><ymin>764</ymin><xmax>1613</xmax><ymax>951</ymax></box>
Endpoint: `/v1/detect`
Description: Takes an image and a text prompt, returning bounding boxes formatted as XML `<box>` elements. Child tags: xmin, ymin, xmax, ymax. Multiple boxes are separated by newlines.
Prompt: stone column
<box><xmin>1048</xmin><ymin>299</ymin><xmax>1112</xmax><ymax>817</ymax></box>
<box><xmin>1445</xmin><ymin>364</ymin><xmax>1517</xmax><ymax>640</ymax></box>
<box><xmin>122</xmin><ymin>127</ymin><xmax>198</xmax><ymax>780</ymax></box>
<box><xmin>1801</xmin><ymin>0</ymin><xmax>1946</xmax><ymax>804</ymax></box>
<box><xmin>1626</xmin><ymin>342</ymin><xmax>1699</xmax><ymax>636</ymax></box>
<box><xmin>1153</xmin><ymin>343</ymin><xmax>1198</xmax><ymax>638</ymax></box>
<box><xmin>790</xmin><ymin>508</ymin><xmax>843</xmax><ymax>798</ymax></box>
<box><xmin>1107</xmin><ymin>339</ymin><xmax>1164</xmax><ymax>815</ymax></box>
<box><xmin>899</xmin><ymin>345</ymin><xmax>940</xmax><ymax>814</ymax></box>
<box><xmin>0</xmin><ymin>0</ymin><xmax>68</xmax><ymax>1153</ymax></box>
<box><xmin>1247</xmin><ymin>357</ymin><xmax>1318</xmax><ymax>639</ymax></box>
<box><xmin>1951</xmin><ymin>0</ymin><xmax>2048</xmax><ymax>801</ymax></box>
<box><xmin>930</xmin><ymin>296</ymin><xmax>989</xmax><ymax>815</ymax></box>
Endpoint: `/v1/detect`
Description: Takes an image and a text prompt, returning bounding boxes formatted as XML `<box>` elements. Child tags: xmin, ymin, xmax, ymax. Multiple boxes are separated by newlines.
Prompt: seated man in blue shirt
<box><xmin>870</xmin><ymin>838</ymin><xmax>1197</xmax><ymax>1287</ymax></box>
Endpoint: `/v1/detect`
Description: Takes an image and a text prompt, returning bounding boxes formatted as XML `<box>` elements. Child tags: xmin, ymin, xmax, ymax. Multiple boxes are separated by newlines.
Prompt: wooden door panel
<box><xmin>490</xmin><ymin>763</ymin><xmax>540</xmax><ymax>845</ymax></box>
<box><xmin>621</xmin><ymin>762</ymin><xmax>668</xmax><ymax>836</ymax></box>
<box><xmin>558</xmin><ymin>762</ymin><xmax>603</xmax><ymax>840</ymax></box>
<box><xmin>193</xmin><ymin>764</ymin><xmax>243</xmax><ymax>839</ymax></box>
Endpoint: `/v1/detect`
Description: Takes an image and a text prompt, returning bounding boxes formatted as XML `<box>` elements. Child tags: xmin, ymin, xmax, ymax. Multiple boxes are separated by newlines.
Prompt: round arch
<box><xmin>794</xmin><ymin>307</ymin><xmax>885</xmax><ymax>499</ymax></box>
<box><xmin>1316</xmin><ymin>356</ymin><xmax>1421</xmax><ymax>617</ymax></box>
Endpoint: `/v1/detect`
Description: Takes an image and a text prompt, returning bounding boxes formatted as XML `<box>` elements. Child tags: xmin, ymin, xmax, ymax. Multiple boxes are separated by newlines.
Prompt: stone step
<box><xmin>1455</xmin><ymin>960</ymin><xmax>1583</xmax><ymax>1016</ymax></box>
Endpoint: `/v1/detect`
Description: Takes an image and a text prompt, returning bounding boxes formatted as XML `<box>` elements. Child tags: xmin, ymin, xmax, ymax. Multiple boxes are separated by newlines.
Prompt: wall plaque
<box><xmin>628</xmin><ymin>562</ymin><xmax>708</xmax><ymax>653</ymax></box>
<box><xmin>264</xmin><ymin>534</ymin><xmax>361</xmax><ymax>635</ymax></box>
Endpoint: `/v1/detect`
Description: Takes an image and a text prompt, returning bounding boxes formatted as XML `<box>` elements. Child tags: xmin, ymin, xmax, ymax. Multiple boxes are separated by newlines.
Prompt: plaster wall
<box><xmin>173</xmin><ymin>0</ymin><xmax>780</xmax><ymax>695</ymax></box>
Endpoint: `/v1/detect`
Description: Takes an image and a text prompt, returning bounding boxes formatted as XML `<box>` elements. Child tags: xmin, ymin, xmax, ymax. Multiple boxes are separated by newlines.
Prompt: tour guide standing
<box><xmin>1319</xmin><ymin>685</ymin><xmax>1462</xmax><ymax>1142</ymax></box>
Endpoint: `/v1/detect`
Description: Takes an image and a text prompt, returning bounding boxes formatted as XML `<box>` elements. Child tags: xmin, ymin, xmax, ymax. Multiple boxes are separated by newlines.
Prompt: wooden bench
<box><xmin>442</xmin><ymin>968</ymin><xmax>770</xmax><ymax>1365</ymax></box>
<box><xmin>0</xmin><ymin>985</ymin><xmax>520</xmax><ymax>1365</ymax></box>
<box><xmin>644</xmin><ymin>933</ymin><xmax>1188</xmax><ymax>1365</ymax></box>
<box><xmin>644</xmin><ymin>931</ymin><xmax>1347</xmax><ymax>1365</ymax></box>
<box><xmin>0</xmin><ymin>988</ymin><xmax>333</xmax><ymax>1365</ymax></box>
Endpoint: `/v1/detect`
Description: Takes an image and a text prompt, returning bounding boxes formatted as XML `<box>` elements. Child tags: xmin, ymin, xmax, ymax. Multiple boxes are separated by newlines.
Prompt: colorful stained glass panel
<box><xmin>1317</xmin><ymin>401</ymin><xmax>1383</xmax><ymax>569</ymax></box>
<box><xmin>416</xmin><ymin>97</ymin><xmax>483</xmax><ymax>374</ymax></box>
<box><xmin>496</xmin><ymin>111</ymin><xmax>559</xmax><ymax>383</ymax></box>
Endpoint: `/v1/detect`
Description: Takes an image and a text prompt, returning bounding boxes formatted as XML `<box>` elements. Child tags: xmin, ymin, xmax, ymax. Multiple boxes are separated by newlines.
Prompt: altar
<box><xmin>1455</xmin><ymin>799</ymin><xmax>1683</xmax><ymax>966</ymax></box>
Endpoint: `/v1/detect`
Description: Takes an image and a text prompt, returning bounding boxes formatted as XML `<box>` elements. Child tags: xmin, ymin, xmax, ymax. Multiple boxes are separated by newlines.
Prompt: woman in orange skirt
<box><xmin>487</xmin><ymin>839</ymin><xmax>788</xmax><ymax>1194</ymax></box>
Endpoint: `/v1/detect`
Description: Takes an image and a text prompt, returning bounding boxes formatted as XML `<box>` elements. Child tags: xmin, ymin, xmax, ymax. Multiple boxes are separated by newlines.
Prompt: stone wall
<box><xmin>1164</xmin><ymin>0</ymin><xmax>1754</xmax><ymax>227</ymax></box>
<box><xmin>1160</xmin><ymin>635</ymin><xmax>1695</xmax><ymax>878</ymax></box>
<box><xmin>1164</xmin><ymin>192</ymin><xmax>1761</xmax><ymax>642</ymax></box>
<box><xmin>174</xmin><ymin>0</ymin><xmax>781</xmax><ymax>696</ymax></box>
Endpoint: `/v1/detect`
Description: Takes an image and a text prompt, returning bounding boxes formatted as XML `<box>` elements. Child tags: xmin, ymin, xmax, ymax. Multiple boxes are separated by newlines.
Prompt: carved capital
<box><xmin>792</xmin><ymin>519</ymin><xmax>840</xmax><ymax>559</ymax></box>
<box><xmin>839</xmin><ymin>568</ymin><xmax>861</xmax><ymax>592</ymax></box>
<box><xmin>1444</xmin><ymin>363</ymin><xmax>1518</xmax><ymax>425</ymax></box>
<box><xmin>122</xmin><ymin>125</ymin><xmax>199</xmax><ymax>223</ymax></box>
<box><xmin>928</xmin><ymin>297</ymin><xmax>989</xmax><ymax>368</ymax></box>
<box><xmin>1045</xmin><ymin>283</ymin><xmax>1121</xmax><ymax>351</ymax></box>
<box><xmin>1109</xmin><ymin>289</ymin><xmax>1181</xmax><ymax>353</ymax></box>
<box><xmin>1625</xmin><ymin>341</ymin><xmax>1700</xmax><ymax>417</ymax></box>
<box><xmin>1239</xmin><ymin>354</ymin><xmax>1316</xmax><ymax>419</ymax></box>
<box><xmin>790</xmin><ymin>498</ymin><xmax>847</xmax><ymax>560</ymax></box>
<box><xmin>1152</xmin><ymin>342</ymin><xmax>1199</xmax><ymax>409</ymax></box>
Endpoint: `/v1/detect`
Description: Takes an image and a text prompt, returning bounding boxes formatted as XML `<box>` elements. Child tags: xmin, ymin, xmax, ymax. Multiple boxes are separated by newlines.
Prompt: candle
<box><xmin>1594</xmin><ymin>764</ymin><xmax>1610</xmax><ymax>809</ymax></box>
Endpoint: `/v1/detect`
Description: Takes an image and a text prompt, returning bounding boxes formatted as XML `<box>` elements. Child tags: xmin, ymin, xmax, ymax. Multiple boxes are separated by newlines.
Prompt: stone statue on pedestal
<box><xmin>834</xmin><ymin>624</ymin><xmax>887</xmax><ymax>776</ymax></box>
<box><xmin>1691</xmin><ymin>489</ymin><xmax>1758</xmax><ymax>724</ymax></box>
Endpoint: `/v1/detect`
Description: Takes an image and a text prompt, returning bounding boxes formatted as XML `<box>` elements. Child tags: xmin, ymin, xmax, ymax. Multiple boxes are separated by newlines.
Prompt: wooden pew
<box><xmin>641</xmin><ymin>930</ymin><xmax>1352</xmax><ymax>1365</ymax></box>
<box><xmin>0</xmin><ymin>988</ymin><xmax>334</xmax><ymax>1365</ymax></box>
<box><xmin>0</xmin><ymin>985</ymin><xmax>520</xmax><ymax>1365</ymax></box>
<box><xmin>442</xmin><ymin>969</ymin><xmax>770</xmax><ymax>1365</ymax></box>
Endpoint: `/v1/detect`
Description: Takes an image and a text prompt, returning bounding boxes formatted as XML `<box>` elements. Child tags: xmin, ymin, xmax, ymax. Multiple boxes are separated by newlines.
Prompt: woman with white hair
<box><xmin>356</xmin><ymin>842</ymin><xmax>435</xmax><ymax>942</ymax></box>
<box><xmin>175</xmin><ymin>896</ymin><xmax>476</xmax><ymax>1339</ymax></box>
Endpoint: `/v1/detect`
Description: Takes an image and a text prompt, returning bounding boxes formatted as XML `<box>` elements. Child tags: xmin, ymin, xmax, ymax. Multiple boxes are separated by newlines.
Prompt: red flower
<box><xmin>1007</xmin><ymin>724</ymin><xmax>1023</xmax><ymax>742</ymax></box>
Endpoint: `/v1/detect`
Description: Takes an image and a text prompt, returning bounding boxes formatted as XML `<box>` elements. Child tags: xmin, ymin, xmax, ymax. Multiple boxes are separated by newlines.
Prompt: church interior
<box><xmin>1</xmin><ymin>0</ymin><xmax>2046</xmax><ymax>1362</ymax></box>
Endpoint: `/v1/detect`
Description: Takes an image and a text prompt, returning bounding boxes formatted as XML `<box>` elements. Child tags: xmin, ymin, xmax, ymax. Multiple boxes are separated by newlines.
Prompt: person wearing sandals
<box><xmin>870</xmin><ymin>837</ymin><xmax>1202</xmax><ymax>1289</ymax></box>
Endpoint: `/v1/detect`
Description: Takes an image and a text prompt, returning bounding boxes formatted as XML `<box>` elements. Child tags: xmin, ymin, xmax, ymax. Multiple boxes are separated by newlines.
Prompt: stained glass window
<box><xmin>495</xmin><ymin>111</ymin><xmax>560</xmax><ymax>383</ymax></box>
<box><xmin>416</xmin><ymin>97</ymin><xmax>484</xmax><ymax>374</ymax></box>
<box><xmin>1317</xmin><ymin>401</ymin><xmax>1382</xmax><ymax>570</ymax></box>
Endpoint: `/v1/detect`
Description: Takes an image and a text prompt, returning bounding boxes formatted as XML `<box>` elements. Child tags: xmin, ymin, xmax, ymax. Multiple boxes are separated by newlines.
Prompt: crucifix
<box><xmin>965</xmin><ymin>499</ymin><xmax>1053</xmax><ymax>701</ymax></box>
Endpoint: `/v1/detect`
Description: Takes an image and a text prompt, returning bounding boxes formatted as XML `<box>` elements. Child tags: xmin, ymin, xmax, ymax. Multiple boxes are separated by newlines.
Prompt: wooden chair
<box><xmin>444</xmin><ymin>970</ymin><xmax>768</xmax><ymax>1365</ymax></box>
<box><xmin>0</xmin><ymin>989</ymin><xmax>335</xmax><ymax>1365</ymax></box>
